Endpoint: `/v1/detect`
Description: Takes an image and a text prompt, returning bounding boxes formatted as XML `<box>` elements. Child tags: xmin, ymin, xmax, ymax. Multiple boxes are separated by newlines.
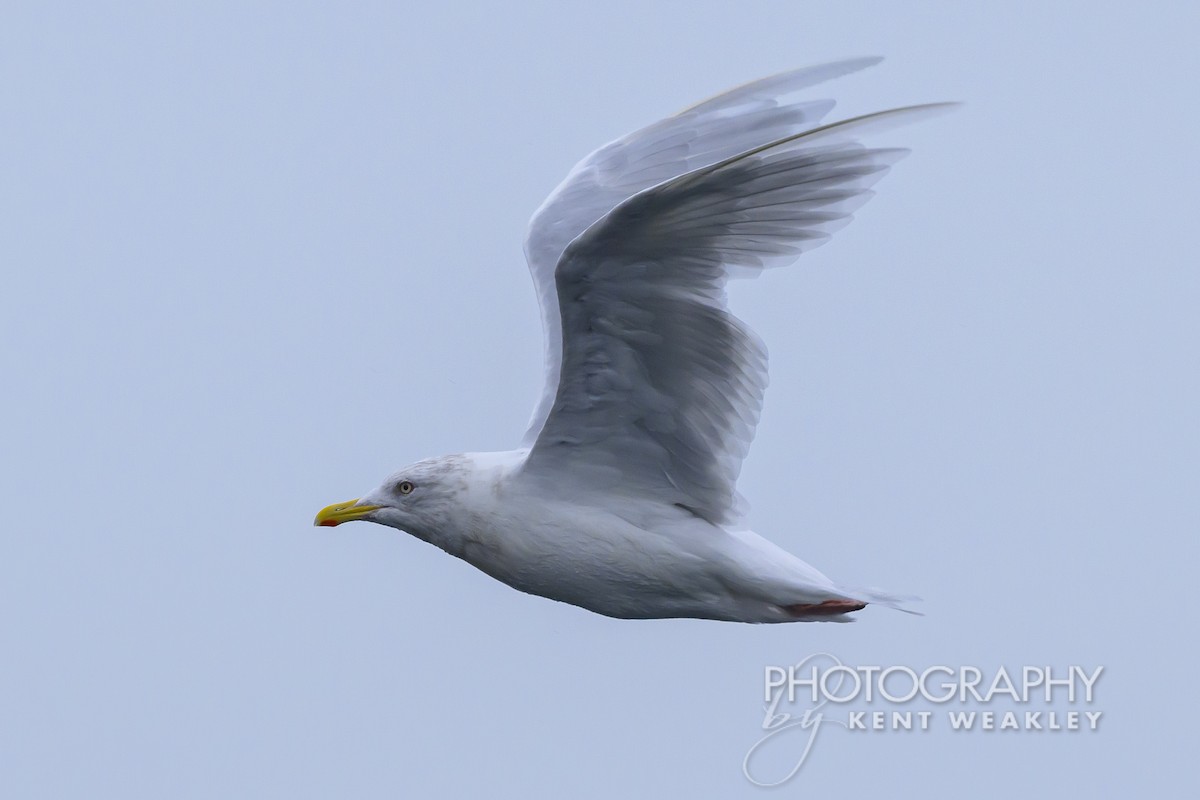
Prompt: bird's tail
<box><xmin>837</xmin><ymin>585</ymin><xmax>924</xmax><ymax>616</ymax></box>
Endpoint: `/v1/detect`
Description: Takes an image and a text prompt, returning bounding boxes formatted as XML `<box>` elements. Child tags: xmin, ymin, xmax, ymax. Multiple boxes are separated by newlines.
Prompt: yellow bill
<box><xmin>314</xmin><ymin>499</ymin><xmax>381</xmax><ymax>527</ymax></box>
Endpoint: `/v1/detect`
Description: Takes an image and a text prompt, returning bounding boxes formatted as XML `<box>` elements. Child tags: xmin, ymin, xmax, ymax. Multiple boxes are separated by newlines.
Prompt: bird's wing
<box><xmin>519</xmin><ymin>102</ymin><xmax>954</xmax><ymax>525</ymax></box>
<box><xmin>520</xmin><ymin>58</ymin><xmax>882</xmax><ymax>446</ymax></box>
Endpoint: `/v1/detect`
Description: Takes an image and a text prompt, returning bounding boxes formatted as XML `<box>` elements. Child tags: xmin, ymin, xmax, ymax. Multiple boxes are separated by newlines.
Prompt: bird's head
<box><xmin>313</xmin><ymin>455</ymin><xmax>469</xmax><ymax>542</ymax></box>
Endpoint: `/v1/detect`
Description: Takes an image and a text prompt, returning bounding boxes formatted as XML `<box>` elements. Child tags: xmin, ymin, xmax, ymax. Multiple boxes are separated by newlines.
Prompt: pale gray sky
<box><xmin>2</xmin><ymin>1</ymin><xmax>1196</xmax><ymax>797</ymax></box>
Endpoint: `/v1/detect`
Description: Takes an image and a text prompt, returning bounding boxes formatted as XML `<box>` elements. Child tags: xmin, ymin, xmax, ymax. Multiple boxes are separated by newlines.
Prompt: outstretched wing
<box><xmin>519</xmin><ymin>101</ymin><xmax>953</xmax><ymax>525</ymax></box>
<box><xmin>520</xmin><ymin>58</ymin><xmax>882</xmax><ymax>446</ymax></box>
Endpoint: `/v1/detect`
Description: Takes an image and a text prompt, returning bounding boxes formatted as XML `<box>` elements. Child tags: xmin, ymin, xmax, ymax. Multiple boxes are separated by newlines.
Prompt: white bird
<box><xmin>315</xmin><ymin>58</ymin><xmax>952</xmax><ymax>622</ymax></box>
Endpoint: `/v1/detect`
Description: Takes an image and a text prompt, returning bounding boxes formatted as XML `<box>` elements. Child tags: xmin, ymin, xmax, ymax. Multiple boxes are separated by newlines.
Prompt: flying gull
<box><xmin>315</xmin><ymin>58</ymin><xmax>952</xmax><ymax>622</ymax></box>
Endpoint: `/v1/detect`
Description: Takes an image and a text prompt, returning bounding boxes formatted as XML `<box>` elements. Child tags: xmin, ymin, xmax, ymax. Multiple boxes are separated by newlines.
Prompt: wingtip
<box><xmin>842</xmin><ymin>55</ymin><xmax>885</xmax><ymax>70</ymax></box>
<box><xmin>679</xmin><ymin>56</ymin><xmax>889</xmax><ymax>116</ymax></box>
<box><xmin>920</xmin><ymin>100</ymin><xmax>965</xmax><ymax>113</ymax></box>
<box><xmin>765</xmin><ymin>55</ymin><xmax>886</xmax><ymax>89</ymax></box>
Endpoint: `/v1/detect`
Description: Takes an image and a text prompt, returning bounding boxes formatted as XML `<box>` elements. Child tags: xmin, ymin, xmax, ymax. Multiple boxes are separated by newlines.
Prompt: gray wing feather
<box><xmin>521</xmin><ymin>103</ymin><xmax>950</xmax><ymax>525</ymax></box>
<box><xmin>521</xmin><ymin>59</ymin><xmax>882</xmax><ymax>445</ymax></box>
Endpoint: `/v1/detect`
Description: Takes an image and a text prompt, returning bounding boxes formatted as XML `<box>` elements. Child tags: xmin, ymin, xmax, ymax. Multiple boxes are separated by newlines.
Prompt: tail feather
<box><xmin>838</xmin><ymin>585</ymin><xmax>924</xmax><ymax>616</ymax></box>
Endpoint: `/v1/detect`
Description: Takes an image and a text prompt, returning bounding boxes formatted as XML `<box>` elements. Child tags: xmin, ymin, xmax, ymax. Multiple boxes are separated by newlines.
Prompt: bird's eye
<box><xmin>397</xmin><ymin>480</ymin><xmax>415</xmax><ymax>495</ymax></box>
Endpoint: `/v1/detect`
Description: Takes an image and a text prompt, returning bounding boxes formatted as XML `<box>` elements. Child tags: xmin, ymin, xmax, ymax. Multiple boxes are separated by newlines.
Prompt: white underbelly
<box><xmin>457</xmin><ymin>506</ymin><xmax>737</xmax><ymax>618</ymax></box>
